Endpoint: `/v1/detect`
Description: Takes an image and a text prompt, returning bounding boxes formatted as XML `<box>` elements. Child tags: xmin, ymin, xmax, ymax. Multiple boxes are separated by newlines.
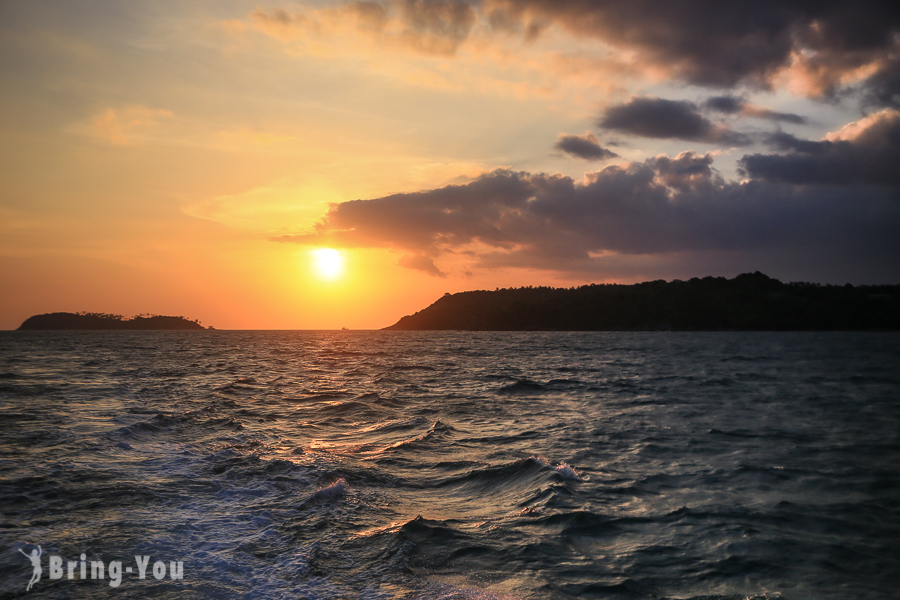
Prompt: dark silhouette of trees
<box><xmin>17</xmin><ymin>312</ymin><xmax>207</xmax><ymax>330</ymax></box>
<box><xmin>386</xmin><ymin>272</ymin><xmax>899</xmax><ymax>331</ymax></box>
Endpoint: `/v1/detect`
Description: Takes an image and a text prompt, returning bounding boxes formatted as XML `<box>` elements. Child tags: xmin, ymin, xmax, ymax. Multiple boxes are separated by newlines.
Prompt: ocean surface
<box><xmin>0</xmin><ymin>331</ymin><xmax>898</xmax><ymax>600</ymax></box>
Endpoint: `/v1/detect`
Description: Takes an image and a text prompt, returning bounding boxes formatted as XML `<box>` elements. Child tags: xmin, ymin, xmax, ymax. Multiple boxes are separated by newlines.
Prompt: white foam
<box><xmin>554</xmin><ymin>463</ymin><xmax>582</xmax><ymax>481</ymax></box>
<box><xmin>528</xmin><ymin>456</ymin><xmax>582</xmax><ymax>481</ymax></box>
<box><xmin>311</xmin><ymin>478</ymin><xmax>348</xmax><ymax>501</ymax></box>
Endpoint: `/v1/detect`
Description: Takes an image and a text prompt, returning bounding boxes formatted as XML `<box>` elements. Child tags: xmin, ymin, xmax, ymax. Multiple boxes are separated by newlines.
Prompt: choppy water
<box><xmin>1</xmin><ymin>331</ymin><xmax>898</xmax><ymax>600</ymax></box>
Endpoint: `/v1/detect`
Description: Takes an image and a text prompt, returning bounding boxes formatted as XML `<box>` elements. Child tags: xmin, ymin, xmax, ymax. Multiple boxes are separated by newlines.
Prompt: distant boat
<box><xmin>341</xmin><ymin>327</ymin><xmax>349</xmax><ymax>331</ymax></box>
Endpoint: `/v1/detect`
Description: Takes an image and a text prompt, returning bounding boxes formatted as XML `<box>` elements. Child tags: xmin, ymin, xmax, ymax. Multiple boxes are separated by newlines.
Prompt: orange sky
<box><xmin>2</xmin><ymin>1</ymin><xmax>898</xmax><ymax>329</ymax></box>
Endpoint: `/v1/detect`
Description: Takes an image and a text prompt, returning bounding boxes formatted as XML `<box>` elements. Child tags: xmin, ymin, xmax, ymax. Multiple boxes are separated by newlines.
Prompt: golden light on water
<box><xmin>311</xmin><ymin>248</ymin><xmax>345</xmax><ymax>281</ymax></box>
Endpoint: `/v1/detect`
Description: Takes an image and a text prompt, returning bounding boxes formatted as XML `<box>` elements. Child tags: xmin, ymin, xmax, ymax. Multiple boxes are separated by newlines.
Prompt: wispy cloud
<box><xmin>704</xmin><ymin>95</ymin><xmax>807</xmax><ymax>124</ymax></box>
<box><xmin>88</xmin><ymin>106</ymin><xmax>173</xmax><ymax>145</ymax></box>
<box><xmin>249</xmin><ymin>0</ymin><xmax>478</xmax><ymax>57</ymax></box>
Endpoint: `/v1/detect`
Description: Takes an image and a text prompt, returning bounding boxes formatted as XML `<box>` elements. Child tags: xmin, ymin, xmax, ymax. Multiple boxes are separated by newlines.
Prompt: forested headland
<box><xmin>385</xmin><ymin>272</ymin><xmax>900</xmax><ymax>331</ymax></box>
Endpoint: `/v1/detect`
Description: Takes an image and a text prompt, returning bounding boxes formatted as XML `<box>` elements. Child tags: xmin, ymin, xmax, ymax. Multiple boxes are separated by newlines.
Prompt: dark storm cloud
<box><xmin>486</xmin><ymin>0</ymin><xmax>794</xmax><ymax>87</ymax></box>
<box><xmin>651</xmin><ymin>152</ymin><xmax>715</xmax><ymax>192</ymax></box>
<box><xmin>763</xmin><ymin>131</ymin><xmax>828</xmax><ymax>153</ymax></box>
<box><xmin>555</xmin><ymin>131</ymin><xmax>618</xmax><ymax>160</ymax></box>
<box><xmin>704</xmin><ymin>95</ymin><xmax>807</xmax><ymax>124</ymax></box>
<box><xmin>599</xmin><ymin>97</ymin><xmax>751</xmax><ymax>145</ymax></box>
<box><xmin>274</xmin><ymin>150</ymin><xmax>900</xmax><ymax>279</ymax></box>
<box><xmin>704</xmin><ymin>96</ymin><xmax>744</xmax><ymax>114</ymax></box>
<box><xmin>483</xmin><ymin>0</ymin><xmax>900</xmax><ymax>99</ymax></box>
<box><xmin>741</xmin><ymin>110</ymin><xmax>900</xmax><ymax>185</ymax></box>
<box><xmin>863</xmin><ymin>57</ymin><xmax>900</xmax><ymax>109</ymax></box>
<box><xmin>274</xmin><ymin>169</ymin><xmax>538</xmax><ymax>250</ymax></box>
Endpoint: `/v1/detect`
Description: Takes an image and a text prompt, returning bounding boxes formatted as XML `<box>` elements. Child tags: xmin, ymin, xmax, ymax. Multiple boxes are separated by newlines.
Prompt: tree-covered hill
<box><xmin>17</xmin><ymin>312</ymin><xmax>209</xmax><ymax>330</ymax></box>
<box><xmin>385</xmin><ymin>272</ymin><xmax>900</xmax><ymax>331</ymax></box>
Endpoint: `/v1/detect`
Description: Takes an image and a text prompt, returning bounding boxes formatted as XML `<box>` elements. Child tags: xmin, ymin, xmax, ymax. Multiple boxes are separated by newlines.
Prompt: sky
<box><xmin>1</xmin><ymin>0</ymin><xmax>899</xmax><ymax>329</ymax></box>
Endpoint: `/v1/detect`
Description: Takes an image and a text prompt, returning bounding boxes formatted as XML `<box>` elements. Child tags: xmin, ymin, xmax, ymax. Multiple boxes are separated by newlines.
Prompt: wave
<box><xmin>293</xmin><ymin>392</ymin><xmax>352</xmax><ymax>402</ymax></box>
<box><xmin>320</xmin><ymin>349</ymin><xmax>387</xmax><ymax>357</ymax></box>
<box><xmin>306</xmin><ymin>478</ymin><xmax>348</xmax><ymax>504</ymax></box>
<box><xmin>384</xmin><ymin>420</ymin><xmax>456</xmax><ymax>451</ymax></box>
<box><xmin>440</xmin><ymin>457</ymin><xmax>583</xmax><ymax>496</ymax></box>
<box><xmin>4</xmin><ymin>330</ymin><xmax>897</xmax><ymax>600</ymax></box>
<box><xmin>497</xmin><ymin>380</ymin><xmax>547</xmax><ymax>394</ymax></box>
<box><xmin>344</xmin><ymin>420</ymin><xmax>458</xmax><ymax>456</ymax></box>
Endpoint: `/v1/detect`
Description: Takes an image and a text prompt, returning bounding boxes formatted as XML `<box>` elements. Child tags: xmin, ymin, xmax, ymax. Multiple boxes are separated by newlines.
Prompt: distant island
<box><xmin>385</xmin><ymin>272</ymin><xmax>900</xmax><ymax>331</ymax></box>
<box><xmin>17</xmin><ymin>312</ymin><xmax>212</xmax><ymax>331</ymax></box>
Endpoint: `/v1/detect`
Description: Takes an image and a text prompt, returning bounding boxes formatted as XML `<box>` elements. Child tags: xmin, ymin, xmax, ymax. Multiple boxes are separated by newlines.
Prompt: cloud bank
<box><xmin>275</xmin><ymin>112</ymin><xmax>900</xmax><ymax>282</ymax></box>
<box><xmin>742</xmin><ymin>109</ymin><xmax>900</xmax><ymax>185</ymax></box>
<box><xmin>257</xmin><ymin>1</ymin><xmax>900</xmax><ymax>283</ymax></box>
<box><xmin>485</xmin><ymin>0</ymin><xmax>900</xmax><ymax>101</ymax></box>
<box><xmin>248</xmin><ymin>1</ymin><xmax>900</xmax><ymax>107</ymax></box>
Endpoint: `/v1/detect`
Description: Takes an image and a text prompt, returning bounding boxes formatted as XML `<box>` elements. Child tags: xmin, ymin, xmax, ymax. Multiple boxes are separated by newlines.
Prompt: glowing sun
<box><xmin>311</xmin><ymin>248</ymin><xmax>344</xmax><ymax>280</ymax></box>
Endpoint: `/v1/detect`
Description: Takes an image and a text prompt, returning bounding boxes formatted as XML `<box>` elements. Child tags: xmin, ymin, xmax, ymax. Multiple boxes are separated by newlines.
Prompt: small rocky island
<box><xmin>386</xmin><ymin>272</ymin><xmax>900</xmax><ymax>331</ymax></box>
<box><xmin>17</xmin><ymin>312</ymin><xmax>211</xmax><ymax>331</ymax></box>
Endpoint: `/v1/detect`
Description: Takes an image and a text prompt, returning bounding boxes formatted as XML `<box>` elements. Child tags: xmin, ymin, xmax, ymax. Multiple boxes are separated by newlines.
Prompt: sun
<box><xmin>310</xmin><ymin>248</ymin><xmax>344</xmax><ymax>280</ymax></box>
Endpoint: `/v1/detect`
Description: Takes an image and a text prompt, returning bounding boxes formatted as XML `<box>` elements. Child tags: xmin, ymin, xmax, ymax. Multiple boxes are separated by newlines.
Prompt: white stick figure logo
<box><xmin>18</xmin><ymin>545</ymin><xmax>42</xmax><ymax>591</ymax></box>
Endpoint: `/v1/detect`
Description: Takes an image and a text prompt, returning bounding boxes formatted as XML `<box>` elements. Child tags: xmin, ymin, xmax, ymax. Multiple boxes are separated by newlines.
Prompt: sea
<box><xmin>0</xmin><ymin>331</ymin><xmax>898</xmax><ymax>600</ymax></box>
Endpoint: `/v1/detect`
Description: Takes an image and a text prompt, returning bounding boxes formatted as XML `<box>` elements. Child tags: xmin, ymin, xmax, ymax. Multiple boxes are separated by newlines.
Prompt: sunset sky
<box><xmin>2</xmin><ymin>0</ymin><xmax>899</xmax><ymax>329</ymax></box>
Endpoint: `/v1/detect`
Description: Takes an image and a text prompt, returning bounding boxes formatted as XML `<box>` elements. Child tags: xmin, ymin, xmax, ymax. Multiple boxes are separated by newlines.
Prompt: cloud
<box><xmin>273</xmin><ymin>169</ymin><xmax>538</xmax><ymax>250</ymax></box>
<box><xmin>599</xmin><ymin>97</ymin><xmax>751</xmax><ymax>145</ymax></box>
<box><xmin>651</xmin><ymin>152</ymin><xmax>716</xmax><ymax>192</ymax></box>
<box><xmin>184</xmin><ymin>183</ymin><xmax>328</xmax><ymax>232</ymax></box>
<box><xmin>762</xmin><ymin>131</ymin><xmax>825</xmax><ymax>153</ymax></box>
<box><xmin>88</xmin><ymin>106</ymin><xmax>173</xmax><ymax>145</ymax></box>
<box><xmin>483</xmin><ymin>0</ymin><xmax>900</xmax><ymax>99</ymax></box>
<box><xmin>395</xmin><ymin>0</ymin><xmax>478</xmax><ymax>55</ymax></box>
<box><xmin>554</xmin><ymin>131</ymin><xmax>618</xmax><ymax>160</ymax></box>
<box><xmin>863</xmin><ymin>57</ymin><xmax>900</xmax><ymax>109</ymax></box>
<box><xmin>273</xmin><ymin>150</ymin><xmax>900</xmax><ymax>279</ymax></box>
<box><xmin>743</xmin><ymin>106</ymin><xmax>808</xmax><ymax>125</ymax></box>
<box><xmin>484</xmin><ymin>0</ymin><xmax>793</xmax><ymax>87</ymax></box>
<box><xmin>240</xmin><ymin>1</ymin><xmax>900</xmax><ymax>110</ymax></box>
<box><xmin>242</xmin><ymin>0</ymin><xmax>616</xmax><ymax>100</ymax></box>
<box><xmin>782</xmin><ymin>6</ymin><xmax>900</xmax><ymax>99</ymax></box>
<box><xmin>250</xmin><ymin>0</ymin><xmax>477</xmax><ymax>56</ymax></box>
<box><xmin>704</xmin><ymin>95</ymin><xmax>807</xmax><ymax>124</ymax></box>
<box><xmin>397</xmin><ymin>254</ymin><xmax>447</xmax><ymax>277</ymax></box>
<box><xmin>250</xmin><ymin>8</ymin><xmax>318</xmax><ymax>42</ymax></box>
<box><xmin>703</xmin><ymin>95</ymin><xmax>744</xmax><ymax>114</ymax></box>
<box><xmin>741</xmin><ymin>109</ymin><xmax>900</xmax><ymax>185</ymax></box>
